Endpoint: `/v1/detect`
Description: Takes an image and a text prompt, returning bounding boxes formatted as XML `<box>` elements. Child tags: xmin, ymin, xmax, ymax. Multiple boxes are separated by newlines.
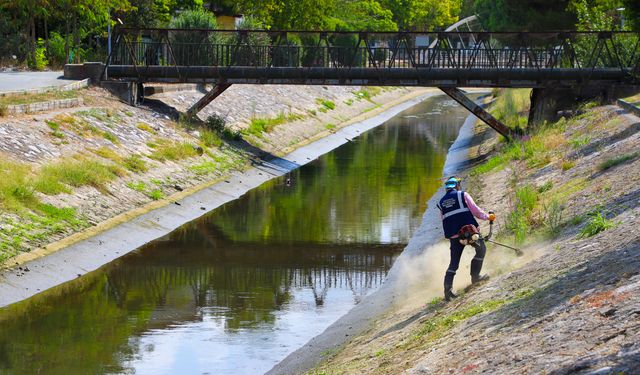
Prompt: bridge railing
<box><xmin>107</xmin><ymin>29</ymin><xmax>640</xmax><ymax>79</ymax></box>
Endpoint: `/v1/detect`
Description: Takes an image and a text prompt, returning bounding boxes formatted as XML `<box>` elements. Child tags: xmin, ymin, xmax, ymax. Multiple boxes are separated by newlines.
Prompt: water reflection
<box><xmin>0</xmin><ymin>95</ymin><xmax>469</xmax><ymax>374</ymax></box>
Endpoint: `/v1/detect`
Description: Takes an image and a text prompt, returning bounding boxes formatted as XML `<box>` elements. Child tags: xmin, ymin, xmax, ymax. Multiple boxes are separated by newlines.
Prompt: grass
<box><xmin>561</xmin><ymin>160</ymin><xmax>575</xmax><ymax>171</ymax></box>
<box><xmin>189</xmin><ymin>161</ymin><xmax>218</xmax><ymax>175</ymax></box>
<box><xmin>597</xmin><ymin>152</ymin><xmax>639</xmax><ymax>172</ymax></box>
<box><xmin>415</xmin><ymin>299</ymin><xmax>507</xmax><ymax>341</ymax></box>
<box><xmin>570</xmin><ymin>135</ymin><xmax>591</xmax><ymax>149</ymax></box>
<box><xmin>122</xmin><ymin>154</ymin><xmax>147</xmax><ymax>173</ymax></box>
<box><xmin>0</xmin><ymin>89</ymin><xmax>78</xmax><ymax>107</ymax></box>
<box><xmin>149</xmin><ymin>141</ymin><xmax>199</xmax><ymax>161</ymax></box>
<box><xmin>505</xmin><ymin>185</ymin><xmax>539</xmax><ymax>244</ymax></box>
<box><xmin>324</xmin><ymin>123</ymin><xmax>336</xmax><ymax>131</ymax></box>
<box><xmin>35</xmin><ymin>157</ymin><xmax>124</xmax><ymax>195</ymax></box>
<box><xmin>147</xmin><ymin>189</ymin><xmax>164</xmax><ymax>200</ymax></box>
<box><xmin>136</xmin><ymin>122</ymin><xmax>156</xmax><ymax>134</ymax></box>
<box><xmin>579</xmin><ymin>212</ymin><xmax>615</xmax><ymax>238</ymax></box>
<box><xmin>244</xmin><ymin>112</ymin><xmax>302</xmax><ymax>137</ymax></box>
<box><xmin>126</xmin><ymin>181</ymin><xmax>146</xmax><ymax>192</ymax></box>
<box><xmin>537</xmin><ymin>181</ymin><xmax>553</xmax><ymax>193</ymax></box>
<box><xmin>102</xmin><ymin>131</ymin><xmax>119</xmax><ymax>144</ymax></box>
<box><xmin>490</xmin><ymin>88</ymin><xmax>531</xmax><ymax>131</ymax></box>
<box><xmin>316</xmin><ymin>98</ymin><xmax>336</xmax><ymax>112</ymax></box>
<box><xmin>200</xmin><ymin>129</ymin><xmax>222</xmax><ymax>147</ymax></box>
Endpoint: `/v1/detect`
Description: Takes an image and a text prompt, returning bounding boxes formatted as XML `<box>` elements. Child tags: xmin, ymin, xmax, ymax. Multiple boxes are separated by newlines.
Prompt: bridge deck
<box><xmin>105</xmin><ymin>29</ymin><xmax>640</xmax><ymax>88</ymax></box>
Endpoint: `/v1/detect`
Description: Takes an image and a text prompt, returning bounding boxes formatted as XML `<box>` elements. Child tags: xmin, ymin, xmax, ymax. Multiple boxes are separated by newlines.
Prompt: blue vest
<box><xmin>438</xmin><ymin>189</ymin><xmax>479</xmax><ymax>238</ymax></box>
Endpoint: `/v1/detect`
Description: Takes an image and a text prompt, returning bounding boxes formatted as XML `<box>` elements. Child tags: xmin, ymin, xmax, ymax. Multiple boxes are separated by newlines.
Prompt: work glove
<box><xmin>488</xmin><ymin>211</ymin><xmax>496</xmax><ymax>222</ymax></box>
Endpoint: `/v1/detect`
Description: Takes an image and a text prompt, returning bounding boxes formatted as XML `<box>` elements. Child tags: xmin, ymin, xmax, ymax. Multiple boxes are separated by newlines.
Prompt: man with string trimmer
<box><xmin>437</xmin><ymin>176</ymin><xmax>496</xmax><ymax>302</ymax></box>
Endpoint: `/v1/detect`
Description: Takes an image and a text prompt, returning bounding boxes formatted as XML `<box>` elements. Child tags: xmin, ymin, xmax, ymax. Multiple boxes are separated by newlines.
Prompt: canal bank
<box><xmin>0</xmin><ymin>88</ymin><xmax>460</xmax><ymax>309</ymax></box>
<box><xmin>267</xmin><ymin>98</ymin><xmax>488</xmax><ymax>375</ymax></box>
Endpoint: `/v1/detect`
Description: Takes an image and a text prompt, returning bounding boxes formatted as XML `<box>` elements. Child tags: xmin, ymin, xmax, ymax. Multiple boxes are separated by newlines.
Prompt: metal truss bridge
<box><xmin>102</xmin><ymin>29</ymin><xmax>640</xmax><ymax>138</ymax></box>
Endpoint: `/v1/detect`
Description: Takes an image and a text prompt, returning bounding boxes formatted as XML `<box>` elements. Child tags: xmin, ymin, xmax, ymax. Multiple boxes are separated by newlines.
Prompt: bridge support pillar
<box><xmin>527</xmin><ymin>88</ymin><xmax>578</xmax><ymax>128</ymax></box>
<box><xmin>439</xmin><ymin>87</ymin><xmax>511</xmax><ymax>140</ymax></box>
<box><xmin>186</xmin><ymin>82</ymin><xmax>231</xmax><ymax>119</ymax></box>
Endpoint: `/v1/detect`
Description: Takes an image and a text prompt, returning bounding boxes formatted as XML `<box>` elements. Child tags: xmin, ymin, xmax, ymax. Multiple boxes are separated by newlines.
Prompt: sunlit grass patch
<box><xmin>122</xmin><ymin>154</ymin><xmax>148</xmax><ymax>173</ymax></box>
<box><xmin>149</xmin><ymin>141</ymin><xmax>199</xmax><ymax>161</ymax></box>
<box><xmin>0</xmin><ymin>160</ymin><xmax>38</xmax><ymax>211</ymax></box>
<box><xmin>200</xmin><ymin>129</ymin><xmax>222</xmax><ymax>147</ymax></box>
<box><xmin>244</xmin><ymin>112</ymin><xmax>303</xmax><ymax>137</ymax></box>
<box><xmin>0</xmin><ymin>89</ymin><xmax>78</xmax><ymax>107</ymax></box>
<box><xmin>136</xmin><ymin>122</ymin><xmax>156</xmax><ymax>134</ymax></box>
<box><xmin>35</xmin><ymin>157</ymin><xmax>124</xmax><ymax>194</ymax></box>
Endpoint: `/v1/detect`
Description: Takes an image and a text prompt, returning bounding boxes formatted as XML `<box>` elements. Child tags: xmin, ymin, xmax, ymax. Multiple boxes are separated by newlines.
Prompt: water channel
<box><xmin>0</xmin><ymin>95</ymin><xmax>469</xmax><ymax>374</ymax></box>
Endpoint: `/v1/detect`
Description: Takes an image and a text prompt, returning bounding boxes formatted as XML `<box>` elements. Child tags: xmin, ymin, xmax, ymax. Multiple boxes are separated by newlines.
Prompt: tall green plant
<box><xmin>169</xmin><ymin>9</ymin><xmax>219</xmax><ymax>66</ymax></box>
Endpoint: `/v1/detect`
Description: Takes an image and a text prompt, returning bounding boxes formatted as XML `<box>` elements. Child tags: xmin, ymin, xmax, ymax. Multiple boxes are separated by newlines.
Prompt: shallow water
<box><xmin>0</xmin><ymin>95</ymin><xmax>469</xmax><ymax>374</ymax></box>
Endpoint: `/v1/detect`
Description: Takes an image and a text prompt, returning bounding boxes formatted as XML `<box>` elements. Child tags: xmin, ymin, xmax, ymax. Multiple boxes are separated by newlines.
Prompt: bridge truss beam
<box><xmin>186</xmin><ymin>82</ymin><xmax>231</xmax><ymax>118</ymax></box>
<box><xmin>439</xmin><ymin>87</ymin><xmax>512</xmax><ymax>139</ymax></box>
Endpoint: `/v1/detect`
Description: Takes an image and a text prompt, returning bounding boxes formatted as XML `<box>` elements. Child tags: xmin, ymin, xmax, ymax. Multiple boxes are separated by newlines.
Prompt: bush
<box><xmin>47</xmin><ymin>32</ymin><xmax>67</xmax><ymax>67</ymax></box>
<box><xmin>505</xmin><ymin>185</ymin><xmax>539</xmax><ymax>244</ymax></box>
<box><xmin>205</xmin><ymin>114</ymin><xmax>226</xmax><ymax>133</ymax></box>
<box><xmin>579</xmin><ymin>212</ymin><xmax>615</xmax><ymax>238</ymax></box>
<box><xmin>169</xmin><ymin>10</ymin><xmax>219</xmax><ymax>66</ymax></box>
<box><xmin>543</xmin><ymin>198</ymin><xmax>564</xmax><ymax>238</ymax></box>
<box><xmin>27</xmin><ymin>38</ymin><xmax>48</xmax><ymax>71</ymax></box>
<box><xmin>229</xmin><ymin>17</ymin><xmax>270</xmax><ymax>66</ymax></box>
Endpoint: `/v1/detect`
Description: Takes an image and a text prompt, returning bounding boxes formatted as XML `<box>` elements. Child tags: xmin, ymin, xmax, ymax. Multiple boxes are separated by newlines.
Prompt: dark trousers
<box><xmin>444</xmin><ymin>238</ymin><xmax>486</xmax><ymax>289</ymax></box>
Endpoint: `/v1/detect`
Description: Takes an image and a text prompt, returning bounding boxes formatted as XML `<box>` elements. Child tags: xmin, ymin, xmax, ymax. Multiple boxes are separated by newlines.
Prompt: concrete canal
<box><xmin>0</xmin><ymin>94</ymin><xmax>471</xmax><ymax>374</ymax></box>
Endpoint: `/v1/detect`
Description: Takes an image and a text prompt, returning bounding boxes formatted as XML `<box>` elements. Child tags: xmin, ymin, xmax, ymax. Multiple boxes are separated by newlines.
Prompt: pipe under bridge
<box><xmin>98</xmin><ymin>29</ymin><xmax>640</xmax><ymax>138</ymax></box>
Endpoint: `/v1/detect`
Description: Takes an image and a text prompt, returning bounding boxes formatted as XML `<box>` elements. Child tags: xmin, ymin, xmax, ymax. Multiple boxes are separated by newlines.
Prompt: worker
<box><xmin>437</xmin><ymin>176</ymin><xmax>496</xmax><ymax>301</ymax></box>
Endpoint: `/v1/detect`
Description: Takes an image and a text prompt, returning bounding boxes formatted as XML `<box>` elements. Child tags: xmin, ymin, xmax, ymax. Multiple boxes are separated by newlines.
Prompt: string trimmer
<box><xmin>484</xmin><ymin>212</ymin><xmax>523</xmax><ymax>256</ymax></box>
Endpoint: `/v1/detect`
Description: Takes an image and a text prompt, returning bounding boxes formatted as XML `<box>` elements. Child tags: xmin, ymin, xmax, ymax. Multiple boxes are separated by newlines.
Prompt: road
<box><xmin>0</xmin><ymin>71</ymin><xmax>78</xmax><ymax>93</ymax></box>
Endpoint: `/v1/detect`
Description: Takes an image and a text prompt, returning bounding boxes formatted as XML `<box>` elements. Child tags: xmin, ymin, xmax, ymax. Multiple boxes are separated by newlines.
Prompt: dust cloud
<box><xmin>390</xmin><ymin>239</ymin><xmax>544</xmax><ymax>313</ymax></box>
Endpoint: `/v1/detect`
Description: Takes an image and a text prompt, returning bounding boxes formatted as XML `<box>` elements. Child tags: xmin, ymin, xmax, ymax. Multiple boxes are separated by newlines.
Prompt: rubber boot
<box><xmin>471</xmin><ymin>274</ymin><xmax>490</xmax><ymax>284</ymax></box>
<box><xmin>444</xmin><ymin>285</ymin><xmax>457</xmax><ymax>302</ymax></box>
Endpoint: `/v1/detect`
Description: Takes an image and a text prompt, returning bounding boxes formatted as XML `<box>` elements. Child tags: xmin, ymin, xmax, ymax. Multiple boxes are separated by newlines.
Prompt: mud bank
<box><xmin>267</xmin><ymin>100</ymin><xmax>489</xmax><ymax>375</ymax></box>
<box><xmin>0</xmin><ymin>88</ymin><xmax>448</xmax><ymax>309</ymax></box>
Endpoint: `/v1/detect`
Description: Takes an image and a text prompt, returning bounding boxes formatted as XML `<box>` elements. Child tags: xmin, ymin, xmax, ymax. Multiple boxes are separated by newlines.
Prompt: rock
<box><xmin>585</xmin><ymin>367</ymin><xmax>612</xmax><ymax>375</ymax></box>
<box><xmin>598</xmin><ymin>307</ymin><xmax>617</xmax><ymax>317</ymax></box>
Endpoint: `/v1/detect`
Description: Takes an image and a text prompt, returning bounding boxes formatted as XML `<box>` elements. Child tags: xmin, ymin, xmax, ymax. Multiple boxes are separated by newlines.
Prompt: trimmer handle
<box><xmin>485</xmin><ymin>211</ymin><xmax>495</xmax><ymax>241</ymax></box>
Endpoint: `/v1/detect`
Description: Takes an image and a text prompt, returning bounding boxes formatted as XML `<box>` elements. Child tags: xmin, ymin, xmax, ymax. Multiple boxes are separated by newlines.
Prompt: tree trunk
<box><xmin>44</xmin><ymin>15</ymin><xmax>49</xmax><ymax>57</ymax></box>
<box><xmin>73</xmin><ymin>11</ymin><xmax>78</xmax><ymax>63</ymax></box>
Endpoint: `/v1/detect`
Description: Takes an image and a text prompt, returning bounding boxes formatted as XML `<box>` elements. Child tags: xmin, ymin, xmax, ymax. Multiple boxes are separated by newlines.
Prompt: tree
<box><xmin>380</xmin><ymin>0</ymin><xmax>462</xmax><ymax>30</ymax></box>
<box><xmin>472</xmin><ymin>0</ymin><xmax>576</xmax><ymax>31</ymax></box>
<box><xmin>623</xmin><ymin>0</ymin><xmax>640</xmax><ymax>30</ymax></box>
<box><xmin>333</xmin><ymin>0</ymin><xmax>398</xmax><ymax>31</ymax></box>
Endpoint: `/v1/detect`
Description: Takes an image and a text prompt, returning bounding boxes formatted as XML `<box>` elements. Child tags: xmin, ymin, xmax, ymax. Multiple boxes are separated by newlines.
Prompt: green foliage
<box><xmin>570</xmin><ymin>135</ymin><xmax>591</xmax><ymax>149</ymax></box>
<box><xmin>169</xmin><ymin>9</ymin><xmax>219</xmax><ymax>65</ymax></box>
<box><xmin>543</xmin><ymin>198</ymin><xmax>564</xmax><ymax>238</ymax></box>
<box><xmin>27</xmin><ymin>38</ymin><xmax>48</xmax><ymax>71</ymax></box>
<box><xmin>47</xmin><ymin>32</ymin><xmax>67</xmax><ymax>67</ymax></box>
<box><xmin>149</xmin><ymin>142</ymin><xmax>199</xmax><ymax>161</ymax></box>
<box><xmin>245</xmin><ymin>112</ymin><xmax>302</xmax><ymax>137</ymax></box>
<box><xmin>122</xmin><ymin>154</ymin><xmax>148</xmax><ymax>173</ymax></box>
<box><xmin>126</xmin><ymin>181</ymin><xmax>146</xmax><ymax>192</ymax></box>
<box><xmin>147</xmin><ymin>189</ymin><xmax>164</xmax><ymax>200</ymax></box>
<box><xmin>473</xmin><ymin>0</ymin><xmax>576</xmax><ymax>30</ymax></box>
<box><xmin>537</xmin><ymin>181</ymin><xmax>553</xmax><ymax>193</ymax></box>
<box><xmin>597</xmin><ymin>152</ymin><xmax>639</xmax><ymax>171</ymax></box>
<box><xmin>102</xmin><ymin>131</ymin><xmax>119</xmax><ymax>144</ymax></box>
<box><xmin>561</xmin><ymin>160</ymin><xmax>575</xmax><ymax>171</ymax></box>
<box><xmin>316</xmin><ymin>98</ymin><xmax>336</xmax><ymax>111</ymax></box>
<box><xmin>35</xmin><ymin>157</ymin><xmax>124</xmax><ymax>195</ymax></box>
<box><xmin>200</xmin><ymin>130</ymin><xmax>223</xmax><ymax>147</ymax></box>
<box><xmin>333</xmin><ymin>0</ymin><xmax>398</xmax><ymax>31</ymax></box>
<box><xmin>417</xmin><ymin>299</ymin><xmax>507</xmax><ymax>340</ymax></box>
<box><xmin>505</xmin><ymin>185</ymin><xmax>538</xmax><ymax>244</ymax></box>
<box><xmin>136</xmin><ymin>122</ymin><xmax>156</xmax><ymax>133</ymax></box>
<box><xmin>579</xmin><ymin>211</ymin><xmax>615</xmax><ymax>237</ymax></box>
<box><xmin>205</xmin><ymin>114</ymin><xmax>227</xmax><ymax>133</ymax></box>
<box><xmin>380</xmin><ymin>0</ymin><xmax>462</xmax><ymax>30</ymax></box>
